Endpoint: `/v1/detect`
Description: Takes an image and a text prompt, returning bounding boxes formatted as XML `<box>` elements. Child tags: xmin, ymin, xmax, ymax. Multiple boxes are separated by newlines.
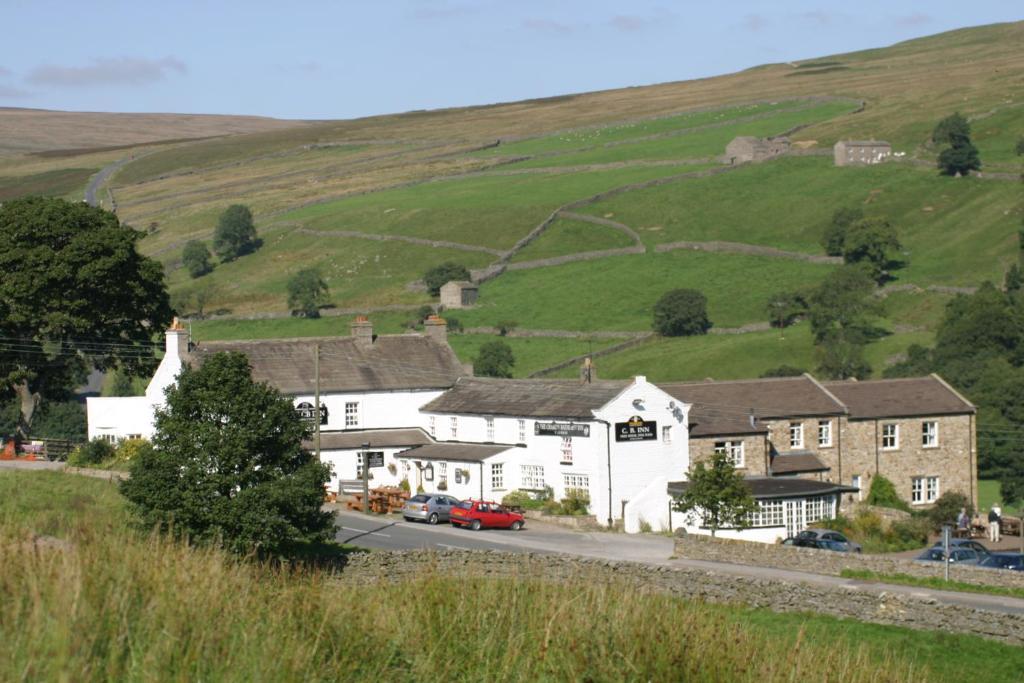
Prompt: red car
<box><xmin>449</xmin><ymin>499</ymin><xmax>525</xmax><ymax>531</ymax></box>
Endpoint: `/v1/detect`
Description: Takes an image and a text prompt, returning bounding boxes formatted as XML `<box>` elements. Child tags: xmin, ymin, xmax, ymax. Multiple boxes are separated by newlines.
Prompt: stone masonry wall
<box><xmin>337</xmin><ymin>549</ymin><xmax>1024</xmax><ymax>645</ymax></box>
<box><xmin>838</xmin><ymin>415</ymin><xmax>975</xmax><ymax>510</ymax></box>
<box><xmin>689</xmin><ymin>434</ymin><xmax>768</xmax><ymax>476</ymax></box>
<box><xmin>764</xmin><ymin>416</ymin><xmax>840</xmax><ymax>474</ymax></box>
<box><xmin>674</xmin><ymin>533</ymin><xmax>1024</xmax><ymax>590</ymax></box>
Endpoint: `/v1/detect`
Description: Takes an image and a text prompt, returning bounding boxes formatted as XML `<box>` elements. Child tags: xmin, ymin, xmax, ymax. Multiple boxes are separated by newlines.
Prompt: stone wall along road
<box><xmin>338</xmin><ymin>550</ymin><xmax>1024</xmax><ymax>646</ymax></box>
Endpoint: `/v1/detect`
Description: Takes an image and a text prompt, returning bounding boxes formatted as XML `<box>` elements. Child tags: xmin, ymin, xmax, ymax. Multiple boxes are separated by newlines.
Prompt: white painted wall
<box><xmin>293</xmin><ymin>389</ymin><xmax>444</xmax><ymax>433</ymax></box>
<box><xmin>678</xmin><ymin>523</ymin><xmax>787</xmax><ymax>545</ymax></box>
<box><xmin>623</xmin><ymin>476</ymin><xmax>672</xmax><ymax>533</ymax></box>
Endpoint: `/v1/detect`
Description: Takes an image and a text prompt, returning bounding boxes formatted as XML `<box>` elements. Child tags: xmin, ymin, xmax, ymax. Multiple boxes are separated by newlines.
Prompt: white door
<box><xmin>785</xmin><ymin>499</ymin><xmax>805</xmax><ymax>537</ymax></box>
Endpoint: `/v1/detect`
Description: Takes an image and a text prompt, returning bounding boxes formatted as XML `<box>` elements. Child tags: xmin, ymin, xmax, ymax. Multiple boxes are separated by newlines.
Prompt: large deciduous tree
<box><xmin>474</xmin><ymin>340</ymin><xmax>515</xmax><ymax>378</ymax></box>
<box><xmin>424</xmin><ymin>262</ymin><xmax>470</xmax><ymax>297</ymax></box>
<box><xmin>932</xmin><ymin>112</ymin><xmax>981</xmax><ymax>176</ymax></box>
<box><xmin>652</xmin><ymin>288</ymin><xmax>712</xmax><ymax>337</ymax></box>
<box><xmin>182</xmin><ymin>240</ymin><xmax>213</xmax><ymax>278</ymax></box>
<box><xmin>841</xmin><ymin>217</ymin><xmax>902</xmax><ymax>284</ymax></box>
<box><xmin>213</xmin><ymin>204</ymin><xmax>258</xmax><ymax>262</ymax></box>
<box><xmin>286</xmin><ymin>268</ymin><xmax>329</xmax><ymax>318</ymax></box>
<box><xmin>673</xmin><ymin>450</ymin><xmax>757</xmax><ymax>538</ymax></box>
<box><xmin>0</xmin><ymin>197</ymin><xmax>171</xmax><ymax>438</ymax></box>
<box><xmin>121</xmin><ymin>352</ymin><xmax>333</xmax><ymax>556</ymax></box>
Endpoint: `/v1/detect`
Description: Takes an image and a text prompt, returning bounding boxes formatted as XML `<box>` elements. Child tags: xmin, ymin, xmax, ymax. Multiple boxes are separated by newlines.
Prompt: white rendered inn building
<box><xmin>87</xmin><ymin>319</ymin><xmax>975</xmax><ymax>540</ymax></box>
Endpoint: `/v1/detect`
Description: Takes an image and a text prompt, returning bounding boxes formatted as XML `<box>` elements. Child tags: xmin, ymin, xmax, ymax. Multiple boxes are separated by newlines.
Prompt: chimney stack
<box><xmin>424</xmin><ymin>315</ymin><xmax>448</xmax><ymax>344</ymax></box>
<box><xmin>580</xmin><ymin>357</ymin><xmax>596</xmax><ymax>384</ymax></box>
<box><xmin>351</xmin><ymin>316</ymin><xmax>374</xmax><ymax>348</ymax></box>
<box><xmin>166</xmin><ymin>317</ymin><xmax>189</xmax><ymax>359</ymax></box>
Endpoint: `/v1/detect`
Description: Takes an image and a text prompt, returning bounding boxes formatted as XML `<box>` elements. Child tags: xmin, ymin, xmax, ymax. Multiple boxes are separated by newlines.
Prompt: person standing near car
<box><xmin>989</xmin><ymin>504</ymin><xmax>1002</xmax><ymax>543</ymax></box>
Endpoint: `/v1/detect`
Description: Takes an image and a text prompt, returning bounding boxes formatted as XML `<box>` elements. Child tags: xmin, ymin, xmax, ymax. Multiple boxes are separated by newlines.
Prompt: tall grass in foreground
<box><xmin>1</xmin><ymin>525</ymin><xmax>920</xmax><ymax>682</ymax></box>
<box><xmin>2</xmin><ymin>472</ymin><xmax>1017</xmax><ymax>681</ymax></box>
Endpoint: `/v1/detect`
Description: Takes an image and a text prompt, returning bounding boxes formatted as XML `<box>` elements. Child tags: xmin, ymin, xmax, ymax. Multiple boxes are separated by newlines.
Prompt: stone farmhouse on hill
<box><xmin>87</xmin><ymin>318</ymin><xmax>976</xmax><ymax>543</ymax></box>
<box><xmin>833</xmin><ymin>140</ymin><xmax>892</xmax><ymax>166</ymax></box>
<box><xmin>439</xmin><ymin>280</ymin><xmax>479</xmax><ymax>309</ymax></box>
<box><xmin>724</xmin><ymin>136</ymin><xmax>790</xmax><ymax>164</ymax></box>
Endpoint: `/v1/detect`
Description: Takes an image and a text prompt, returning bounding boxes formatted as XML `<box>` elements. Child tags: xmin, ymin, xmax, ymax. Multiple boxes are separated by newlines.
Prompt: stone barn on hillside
<box><xmin>440</xmin><ymin>280</ymin><xmax>479</xmax><ymax>309</ymax></box>
<box><xmin>834</xmin><ymin>140</ymin><xmax>892</xmax><ymax>166</ymax></box>
<box><xmin>725</xmin><ymin>136</ymin><xmax>790</xmax><ymax>165</ymax></box>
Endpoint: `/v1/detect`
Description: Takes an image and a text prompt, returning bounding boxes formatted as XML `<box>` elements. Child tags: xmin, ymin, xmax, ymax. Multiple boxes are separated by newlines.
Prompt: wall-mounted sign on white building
<box><xmin>295</xmin><ymin>402</ymin><xmax>328</xmax><ymax>425</ymax></box>
<box><xmin>616</xmin><ymin>416</ymin><xmax>657</xmax><ymax>442</ymax></box>
<box><xmin>534</xmin><ymin>422</ymin><xmax>590</xmax><ymax>438</ymax></box>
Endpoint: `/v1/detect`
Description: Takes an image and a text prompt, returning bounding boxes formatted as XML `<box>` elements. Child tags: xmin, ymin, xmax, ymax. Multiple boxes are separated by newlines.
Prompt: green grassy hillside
<box><xmin>7</xmin><ymin>21</ymin><xmax>1024</xmax><ymax>380</ymax></box>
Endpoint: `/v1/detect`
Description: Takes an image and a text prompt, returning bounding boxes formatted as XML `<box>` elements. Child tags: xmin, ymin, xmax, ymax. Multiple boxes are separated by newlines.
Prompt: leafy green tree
<box><xmin>286</xmin><ymin>269</ymin><xmax>329</xmax><ymax>318</ymax></box>
<box><xmin>110</xmin><ymin>370</ymin><xmax>137</xmax><ymax>397</ymax></box>
<box><xmin>424</xmin><ymin>262</ymin><xmax>470</xmax><ymax>297</ymax></box>
<box><xmin>765</xmin><ymin>290</ymin><xmax>808</xmax><ymax>334</ymax></box>
<box><xmin>652</xmin><ymin>289</ymin><xmax>712</xmax><ymax>337</ymax></box>
<box><xmin>932</xmin><ymin>112</ymin><xmax>971</xmax><ymax>146</ymax></box>
<box><xmin>932</xmin><ymin>113</ymin><xmax>980</xmax><ymax>176</ymax></box>
<box><xmin>673</xmin><ymin>450</ymin><xmax>757</xmax><ymax>538</ymax></box>
<box><xmin>120</xmin><ymin>352</ymin><xmax>333</xmax><ymax>557</ymax></box>
<box><xmin>1016</xmin><ymin>137</ymin><xmax>1024</xmax><ymax>157</ymax></box>
<box><xmin>820</xmin><ymin>206</ymin><xmax>863</xmax><ymax>257</ymax></box>
<box><xmin>760</xmin><ymin>365</ymin><xmax>807</xmax><ymax>378</ymax></box>
<box><xmin>0</xmin><ymin>197</ymin><xmax>172</xmax><ymax>438</ymax></box>
<box><xmin>815</xmin><ymin>336</ymin><xmax>872</xmax><ymax>380</ymax></box>
<box><xmin>1005</xmin><ymin>264</ymin><xmax>1023</xmax><ymax>294</ymax></box>
<box><xmin>182</xmin><ymin>240</ymin><xmax>213</xmax><ymax>278</ymax></box>
<box><xmin>842</xmin><ymin>217</ymin><xmax>902</xmax><ymax>284</ymax></box>
<box><xmin>474</xmin><ymin>341</ymin><xmax>515</xmax><ymax>378</ymax></box>
<box><xmin>807</xmin><ymin>265</ymin><xmax>880</xmax><ymax>344</ymax></box>
<box><xmin>213</xmin><ymin>204</ymin><xmax>258</xmax><ymax>262</ymax></box>
<box><xmin>865</xmin><ymin>475</ymin><xmax>910</xmax><ymax>512</ymax></box>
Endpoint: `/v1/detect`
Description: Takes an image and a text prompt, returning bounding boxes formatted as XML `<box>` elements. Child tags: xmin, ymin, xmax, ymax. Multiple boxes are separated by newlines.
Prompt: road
<box><xmin>334</xmin><ymin>508</ymin><xmax>1024</xmax><ymax>617</ymax></box>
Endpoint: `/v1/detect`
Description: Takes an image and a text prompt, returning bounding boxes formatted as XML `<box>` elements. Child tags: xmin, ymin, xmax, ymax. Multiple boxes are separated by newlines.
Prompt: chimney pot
<box><xmin>424</xmin><ymin>315</ymin><xmax>448</xmax><ymax>344</ymax></box>
<box><xmin>579</xmin><ymin>357</ymin><xmax>596</xmax><ymax>384</ymax></box>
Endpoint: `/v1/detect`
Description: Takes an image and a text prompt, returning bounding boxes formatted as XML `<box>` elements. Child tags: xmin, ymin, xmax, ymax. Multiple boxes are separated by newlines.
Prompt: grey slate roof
<box><xmin>770</xmin><ymin>451</ymin><xmax>829</xmax><ymax>475</ymax></box>
<box><xmin>669</xmin><ymin>477</ymin><xmax>858</xmax><ymax>500</ymax></box>
<box><xmin>398</xmin><ymin>442</ymin><xmax>520</xmax><ymax>463</ymax></box>
<box><xmin>306</xmin><ymin>428</ymin><xmax>434</xmax><ymax>451</ymax></box>
<box><xmin>421</xmin><ymin>377</ymin><xmax>629</xmax><ymax>419</ymax></box>
<box><xmin>188</xmin><ymin>334</ymin><xmax>465</xmax><ymax>394</ymax></box>
<box><xmin>661</xmin><ymin>375</ymin><xmax>844</xmax><ymax>437</ymax></box>
<box><xmin>822</xmin><ymin>375</ymin><xmax>974</xmax><ymax>419</ymax></box>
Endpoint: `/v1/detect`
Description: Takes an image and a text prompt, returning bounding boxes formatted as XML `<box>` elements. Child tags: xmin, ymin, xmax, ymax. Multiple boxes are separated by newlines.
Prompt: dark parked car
<box><xmin>916</xmin><ymin>547</ymin><xmax>981</xmax><ymax>565</ymax></box>
<box><xmin>450</xmin><ymin>499</ymin><xmax>525</xmax><ymax>531</ymax></box>
<box><xmin>979</xmin><ymin>552</ymin><xmax>1024</xmax><ymax>571</ymax></box>
<box><xmin>793</xmin><ymin>528</ymin><xmax>862</xmax><ymax>553</ymax></box>
<box><xmin>931</xmin><ymin>539</ymin><xmax>990</xmax><ymax>559</ymax></box>
<box><xmin>402</xmin><ymin>493</ymin><xmax>459</xmax><ymax>524</ymax></box>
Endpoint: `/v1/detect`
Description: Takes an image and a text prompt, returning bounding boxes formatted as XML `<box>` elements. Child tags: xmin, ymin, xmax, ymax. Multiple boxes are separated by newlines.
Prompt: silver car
<box><xmin>402</xmin><ymin>493</ymin><xmax>459</xmax><ymax>524</ymax></box>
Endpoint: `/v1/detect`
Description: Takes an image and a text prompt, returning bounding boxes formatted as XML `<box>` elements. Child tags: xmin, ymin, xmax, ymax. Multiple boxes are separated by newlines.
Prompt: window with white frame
<box><xmin>486</xmin><ymin>417</ymin><xmax>495</xmax><ymax>442</ymax></box>
<box><xmin>922</xmin><ymin>421</ymin><xmax>938</xmax><ymax>448</ymax></box>
<box><xmin>911</xmin><ymin>476</ymin><xmax>939</xmax><ymax>504</ymax></box>
<box><xmin>851</xmin><ymin>475</ymin><xmax>863</xmax><ymax>501</ymax></box>
<box><xmin>560</xmin><ymin>436</ymin><xmax>573</xmax><ymax>464</ymax></box>
<box><xmin>490</xmin><ymin>463</ymin><xmax>504</xmax><ymax>490</ymax></box>
<box><xmin>563</xmin><ymin>473</ymin><xmax>590</xmax><ymax>492</ymax></box>
<box><xmin>520</xmin><ymin>464</ymin><xmax>545</xmax><ymax>489</ymax></box>
<box><xmin>345</xmin><ymin>402</ymin><xmax>359</xmax><ymax>428</ymax></box>
<box><xmin>714</xmin><ymin>441</ymin><xmax>745</xmax><ymax>468</ymax></box>
<box><xmin>789</xmin><ymin>422</ymin><xmax>804</xmax><ymax>449</ymax></box>
<box><xmin>449</xmin><ymin>416</ymin><xmax>458</xmax><ymax>440</ymax></box>
<box><xmin>662</xmin><ymin>426</ymin><xmax>672</xmax><ymax>444</ymax></box>
<box><xmin>428</xmin><ymin>416</ymin><xmax>436</xmax><ymax>437</ymax></box>
<box><xmin>804</xmin><ymin>495</ymin><xmax>833</xmax><ymax>524</ymax></box>
<box><xmin>99</xmin><ymin>434</ymin><xmax>117</xmax><ymax>444</ymax></box>
<box><xmin>882</xmin><ymin>423</ymin><xmax>899</xmax><ymax>450</ymax></box>
<box><xmin>438</xmin><ymin>462</ymin><xmax>447</xmax><ymax>487</ymax></box>
<box><xmin>749</xmin><ymin>499</ymin><xmax>784</xmax><ymax>527</ymax></box>
<box><xmin>817</xmin><ymin>420</ymin><xmax>832</xmax><ymax>447</ymax></box>
<box><xmin>518</xmin><ymin>419</ymin><xmax>526</xmax><ymax>444</ymax></box>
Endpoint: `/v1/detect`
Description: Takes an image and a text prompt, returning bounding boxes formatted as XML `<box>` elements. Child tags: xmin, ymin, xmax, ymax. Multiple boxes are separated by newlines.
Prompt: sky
<box><xmin>0</xmin><ymin>1</ymin><xmax>1020</xmax><ymax>120</ymax></box>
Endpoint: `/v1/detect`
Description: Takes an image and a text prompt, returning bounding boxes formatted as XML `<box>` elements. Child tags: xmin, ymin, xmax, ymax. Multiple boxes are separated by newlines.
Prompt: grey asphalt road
<box><xmin>333</xmin><ymin>508</ymin><xmax>1024</xmax><ymax>616</ymax></box>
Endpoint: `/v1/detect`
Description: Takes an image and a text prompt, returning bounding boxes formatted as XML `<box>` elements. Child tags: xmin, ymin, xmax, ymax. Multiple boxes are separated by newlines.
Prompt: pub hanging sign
<box><xmin>615</xmin><ymin>415</ymin><xmax>657</xmax><ymax>442</ymax></box>
<box><xmin>295</xmin><ymin>401</ymin><xmax>328</xmax><ymax>425</ymax></box>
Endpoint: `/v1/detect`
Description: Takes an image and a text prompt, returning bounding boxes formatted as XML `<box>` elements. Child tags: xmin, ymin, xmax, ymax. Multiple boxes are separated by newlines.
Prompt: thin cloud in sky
<box><xmin>413</xmin><ymin>4</ymin><xmax>476</xmax><ymax>21</ymax></box>
<box><xmin>28</xmin><ymin>56</ymin><xmax>186</xmax><ymax>87</ymax></box>
<box><xmin>740</xmin><ymin>14</ymin><xmax>769</xmax><ymax>32</ymax></box>
<box><xmin>0</xmin><ymin>66</ymin><xmax>12</xmax><ymax>78</ymax></box>
<box><xmin>0</xmin><ymin>84</ymin><xmax>31</xmax><ymax>98</ymax></box>
<box><xmin>896</xmin><ymin>12</ymin><xmax>932</xmax><ymax>27</ymax></box>
<box><xmin>522</xmin><ymin>18</ymin><xmax>577</xmax><ymax>35</ymax></box>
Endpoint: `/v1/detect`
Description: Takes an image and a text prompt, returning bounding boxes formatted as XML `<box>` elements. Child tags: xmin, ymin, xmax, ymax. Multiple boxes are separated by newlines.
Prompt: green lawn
<box><xmin>970</xmin><ymin>104</ymin><xmax>1024</xmax><ymax>168</ymax></box>
<box><xmin>473</xmin><ymin>100</ymin><xmax>819</xmax><ymax>158</ymax></box>
<box><xmin>457</xmin><ymin>251</ymin><xmax>835</xmax><ymax>332</ymax></box>
<box><xmin>840</xmin><ymin>569</ymin><xmax>1024</xmax><ymax>600</ymax></box>
<box><xmin>510</xmin><ymin>216</ymin><xmax>635</xmax><ymax>262</ymax></box>
<box><xmin>510</xmin><ymin>101</ymin><xmax>857</xmax><ymax>168</ymax></box>
<box><xmin>577</xmin><ymin>156</ymin><xmax>1020</xmax><ymax>287</ymax></box>
<box><xmin>275</xmin><ymin>165</ymin><xmax>697</xmax><ymax>251</ymax></box>
<box><xmin>978</xmin><ymin>480</ymin><xmax>1020</xmax><ymax>516</ymax></box>
<box><xmin>447</xmin><ymin>334</ymin><xmax>619</xmax><ymax>378</ymax></box>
